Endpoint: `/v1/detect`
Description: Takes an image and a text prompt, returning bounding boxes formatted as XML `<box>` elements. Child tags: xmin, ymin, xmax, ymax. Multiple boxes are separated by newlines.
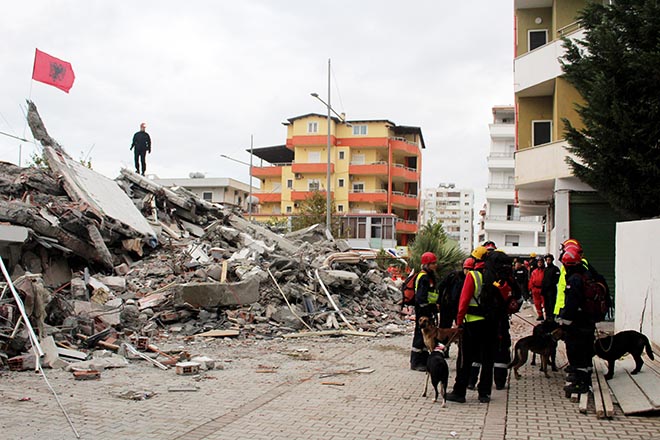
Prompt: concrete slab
<box><xmin>174</xmin><ymin>277</ymin><xmax>260</xmax><ymax>308</ymax></box>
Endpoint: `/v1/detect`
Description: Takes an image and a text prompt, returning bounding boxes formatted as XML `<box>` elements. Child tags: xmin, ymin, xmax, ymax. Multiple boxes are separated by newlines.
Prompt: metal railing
<box><xmin>484</xmin><ymin>215</ymin><xmax>542</xmax><ymax>223</ymax></box>
<box><xmin>487</xmin><ymin>183</ymin><xmax>515</xmax><ymax>190</ymax></box>
<box><xmin>557</xmin><ymin>20</ymin><xmax>582</xmax><ymax>38</ymax></box>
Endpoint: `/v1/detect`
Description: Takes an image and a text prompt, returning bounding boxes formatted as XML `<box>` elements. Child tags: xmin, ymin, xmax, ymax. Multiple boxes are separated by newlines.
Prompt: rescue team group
<box><xmin>409</xmin><ymin>239</ymin><xmax>605</xmax><ymax>404</ymax></box>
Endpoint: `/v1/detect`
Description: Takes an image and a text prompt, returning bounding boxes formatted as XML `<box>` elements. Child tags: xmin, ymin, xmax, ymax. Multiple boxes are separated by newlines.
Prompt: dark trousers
<box><xmin>493</xmin><ymin>318</ymin><xmax>512</xmax><ymax>388</ymax></box>
<box><xmin>542</xmin><ymin>288</ymin><xmax>557</xmax><ymax>320</ymax></box>
<box><xmin>453</xmin><ymin>318</ymin><xmax>498</xmax><ymax>397</ymax></box>
<box><xmin>439</xmin><ymin>301</ymin><xmax>457</xmax><ymax>329</ymax></box>
<box><xmin>565</xmin><ymin>324</ymin><xmax>595</xmax><ymax>371</ymax></box>
<box><xmin>134</xmin><ymin>149</ymin><xmax>147</xmax><ymax>175</ymax></box>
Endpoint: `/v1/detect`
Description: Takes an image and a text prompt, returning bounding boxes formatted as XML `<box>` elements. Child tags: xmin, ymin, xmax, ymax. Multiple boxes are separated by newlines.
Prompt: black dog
<box><xmin>594</xmin><ymin>330</ymin><xmax>655</xmax><ymax>380</ymax></box>
<box><xmin>422</xmin><ymin>346</ymin><xmax>449</xmax><ymax>406</ymax></box>
<box><xmin>530</xmin><ymin>320</ymin><xmax>559</xmax><ymax>371</ymax></box>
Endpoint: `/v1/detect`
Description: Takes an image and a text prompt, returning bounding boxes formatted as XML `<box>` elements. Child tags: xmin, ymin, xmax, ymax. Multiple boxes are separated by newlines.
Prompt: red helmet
<box><xmin>483</xmin><ymin>241</ymin><xmax>497</xmax><ymax>251</ymax></box>
<box><xmin>561</xmin><ymin>238</ymin><xmax>582</xmax><ymax>254</ymax></box>
<box><xmin>560</xmin><ymin>244</ymin><xmax>582</xmax><ymax>266</ymax></box>
<box><xmin>463</xmin><ymin>257</ymin><xmax>475</xmax><ymax>270</ymax></box>
<box><xmin>421</xmin><ymin>252</ymin><xmax>437</xmax><ymax>265</ymax></box>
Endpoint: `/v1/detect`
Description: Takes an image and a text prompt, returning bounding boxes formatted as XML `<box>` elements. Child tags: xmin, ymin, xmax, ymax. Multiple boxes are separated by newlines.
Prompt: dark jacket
<box><xmin>131</xmin><ymin>131</ymin><xmax>151</xmax><ymax>152</ymax></box>
<box><xmin>559</xmin><ymin>265</ymin><xmax>591</xmax><ymax>324</ymax></box>
<box><xmin>541</xmin><ymin>263</ymin><xmax>560</xmax><ymax>293</ymax></box>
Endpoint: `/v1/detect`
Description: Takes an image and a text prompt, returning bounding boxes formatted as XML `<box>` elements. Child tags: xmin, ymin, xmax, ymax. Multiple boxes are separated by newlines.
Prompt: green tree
<box><xmin>408</xmin><ymin>221</ymin><xmax>466</xmax><ymax>279</ymax></box>
<box><xmin>561</xmin><ymin>0</ymin><xmax>660</xmax><ymax>218</ymax></box>
<box><xmin>290</xmin><ymin>190</ymin><xmax>339</xmax><ymax>234</ymax></box>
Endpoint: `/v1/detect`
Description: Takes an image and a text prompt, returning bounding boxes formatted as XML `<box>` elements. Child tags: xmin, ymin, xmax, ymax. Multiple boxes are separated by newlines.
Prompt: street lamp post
<box><xmin>311</xmin><ymin>58</ymin><xmax>347</xmax><ymax>235</ymax></box>
<box><xmin>220</xmin><ymin>148</ymin><xmax>254</xmax><ymax>221</ymax></box>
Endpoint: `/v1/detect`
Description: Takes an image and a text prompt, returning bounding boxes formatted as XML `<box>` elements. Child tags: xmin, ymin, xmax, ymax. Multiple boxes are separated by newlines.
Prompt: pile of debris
<box><xmin>0</xmin><ymin>101</ymin><xmax>409</xmax><ymax>373</ymax></box>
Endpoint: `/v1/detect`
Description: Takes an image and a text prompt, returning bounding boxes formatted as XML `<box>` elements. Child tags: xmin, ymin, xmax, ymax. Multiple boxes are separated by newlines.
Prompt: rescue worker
<box><xmin>446</xmin><ymin>246</ymin><xmax>503</xmax><ymax>403</ymax></box>
<box><xmin>556</xmin><ymin>243</ymin><xmax>596</xmax><ymax>396</ymax></box>
<box><xmin>437</xmin><ymin>257</ymin><xmax>473</xmax><ymax>358</ymax></box>
<box><xmin>513</xmin><ymin>259</ymin><xmax>530</xmax><ymax>302</ymax></box>
<box><xmin>528</xmin><ymin>258</ymin><xmax>546</xmax><ymax>320</ymax></box>
<box><xmin>409</xmin><ymin>251</ymin><xmax>440</xmax><ymax>371</ymax></box>
<box><xmin>541</xmin><ymin>253</ymin><xmax>560</xmax><ymax>321</ymax></box>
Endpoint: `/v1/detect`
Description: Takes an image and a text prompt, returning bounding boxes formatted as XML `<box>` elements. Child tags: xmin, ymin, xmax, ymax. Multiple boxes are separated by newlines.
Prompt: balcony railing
<box><xmin>487</xmin><ymin>183</ymin><xmax>515</xmax><ymax>190</ymax></box>
<box><xmin>484</xmin><ymin>215</ymin><xmax>542</xmax><ymax>223</ymax></box>
<box><xmin>556</xmin><ymin>20</ymin><xmax>582</xmax><ymax>38</ymax></box>
<box><xmin>488</xmin><ymin>152</ymin><xmax>514</xmax><ymax>159</ymax></box>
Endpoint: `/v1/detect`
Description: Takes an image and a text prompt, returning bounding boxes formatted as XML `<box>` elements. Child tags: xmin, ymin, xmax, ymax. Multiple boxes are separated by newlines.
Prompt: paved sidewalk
<box><xmin>1</xmin><ymin>330</ymin><xmax>659</xmax><ymax>440</ymax></box>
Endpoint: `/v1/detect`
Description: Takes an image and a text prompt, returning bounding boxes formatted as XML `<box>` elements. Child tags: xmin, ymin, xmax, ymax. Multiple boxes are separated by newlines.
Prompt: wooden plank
<box><xmin>578</xmin><ymin>391</ymin><xmax>589</xmax><ymax>414</ymax></box>
<box><xmin>570</xmin><ymin>393</ymin><xmax>579</xmax><ymax>403</ymax></box>
<box><xmin>195</xmin><ymin>329</ymin><xmax>240</xmax><ymax>338</ymax></box>
<box><xmin>592</xmin><ymin>374</ymin><xmax>605</xmax><ymax>418</ymax></box>
<box><xmin>592</xmin><ymin>360</ymin><xmax>609</xmax><ymax>418</ymax></box>
<box><xmin>631</xmin><ymin>369</ymin><xmax>660</xmax><ymax>408</ymax></box>
<box><xmin>594</xmin><ymin>359</ymin><xmax>615</xmax><ymax>417</ymax></box>
<box><xmin>606</xmin><ymin>356</ymin><xmax>655</xmax><ymax>415</ymax></box>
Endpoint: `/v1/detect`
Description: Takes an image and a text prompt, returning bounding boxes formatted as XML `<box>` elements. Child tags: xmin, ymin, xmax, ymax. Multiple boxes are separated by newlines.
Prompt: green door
<box><xmin>569</xmin><ymin>191</ymin><xmax>625</xmax><ymax>302</ymax></box>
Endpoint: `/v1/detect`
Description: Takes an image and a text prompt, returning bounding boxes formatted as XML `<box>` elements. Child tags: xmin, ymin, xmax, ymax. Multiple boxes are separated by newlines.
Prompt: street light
<box><xmin>220</xmin><ymin>139</ymin><xmax>254</xmax><ymax>221</ymax></box>
<box><xmin>311</xmin><ymin>58</ymin><xmax>347</xmax><ymax>236</ymax></box>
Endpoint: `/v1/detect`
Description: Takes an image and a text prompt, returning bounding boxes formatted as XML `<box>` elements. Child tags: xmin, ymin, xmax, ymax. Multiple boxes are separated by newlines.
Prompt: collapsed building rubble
<box><xmin>0</xmin><ymin>101</ymin><xmax>410</xmax><ymax>376</ymax></box>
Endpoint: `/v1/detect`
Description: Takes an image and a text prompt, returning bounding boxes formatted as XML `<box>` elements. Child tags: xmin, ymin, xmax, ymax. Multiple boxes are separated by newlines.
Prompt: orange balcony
<box><xmin>337</xmin><ymin>137</ymin><xmax>387</xmax><ymax>149</ymax></box>
<box><xmin>349</xmin><ymin>162</ymin><xmax>388</xmax><ymax>176</ymax></box>
<box><xmin>391</xmin><ymin>192</ymin><xmax>418</xmax><ymax>209</ymax></box>
<box><xmin>396</xmin><ymin>220</ymin><xmax>418</xmax><ymax>234</ymax></box>
<box><xmin>390</xmin><ymin>164</ymin><xmax>419</xmax><ymax>181</ymax></box>
<box><xmin>348</xmin><ymin>190</ymin><xmax>388</xmax><ymax>203</ymax></box>
<box><xmin>252</xmin><ymin>166</ymin><xmax>283</xmax><ymax>178</ymax></box>
<box><xmin>254</xmin><ymin>192</ymin><xmax>281</xmax><ymax>203</ymax></box>
<box><xmin>291</xmin><ymin>190</ymin><xmax>333</xmax><ymax>201</ymax></box>
<box><xmin>390</xmin><ymin>138</ymin><xmax>419</xmax><ymax>155</ymax></box>
<box><xmin>291</xmin><ymin>162</ymin><xmax>334</xmax><ymax>174</ymax></box>
<box><xmin>290</xmin><ymin>135</ymin><xmax>335</xmax><ymax>147</ymax></box>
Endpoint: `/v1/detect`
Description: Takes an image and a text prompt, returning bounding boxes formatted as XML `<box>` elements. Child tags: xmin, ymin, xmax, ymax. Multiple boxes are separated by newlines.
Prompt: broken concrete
<box><xmin>175</xmin><ymin>277</ymin><xmax>260</xmax><ymax>308</ymax></box>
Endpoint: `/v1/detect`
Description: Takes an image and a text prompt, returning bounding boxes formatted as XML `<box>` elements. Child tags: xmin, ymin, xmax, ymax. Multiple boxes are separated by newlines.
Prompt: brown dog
<box><xmin>508</xmin><ymin>332</ymin><xmax>558</xmax><ymax>379</ymax></box>
<box><xmin>418</xmin><ymin>316</ymin><xmax>463</xmax><ymax>353</ymax></box>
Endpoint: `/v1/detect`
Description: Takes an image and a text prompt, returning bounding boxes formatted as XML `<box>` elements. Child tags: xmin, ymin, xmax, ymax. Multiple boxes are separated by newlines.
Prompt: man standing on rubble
<box><xmin>130</xmin><ymin>122</ymin><xmax>151</xmax><ymax>176</ymax></box>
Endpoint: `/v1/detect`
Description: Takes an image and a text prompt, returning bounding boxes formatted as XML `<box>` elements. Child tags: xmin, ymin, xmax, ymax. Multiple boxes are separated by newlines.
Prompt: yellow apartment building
<box><xmin>514</xmin><ymin>0</ymin><xmax>624</xmax><ymax>290</ymax></box>
<box><xmin>250</xmin><ymin>113</ymin><xmax>425</xmax><ymax>248</ymax></box>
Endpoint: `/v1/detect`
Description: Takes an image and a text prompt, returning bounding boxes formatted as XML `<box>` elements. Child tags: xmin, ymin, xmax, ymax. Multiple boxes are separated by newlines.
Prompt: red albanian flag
<box><xmin>32</xmin><ymin>49</ymin><xmax>75</xmax><ymax>93</ymax></box>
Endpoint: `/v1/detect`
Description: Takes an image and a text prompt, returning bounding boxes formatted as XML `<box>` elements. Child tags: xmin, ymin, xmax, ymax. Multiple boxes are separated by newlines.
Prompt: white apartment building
<box><xmin>150</xmin><ymin>175</ymin><xmax>255</xmax><ymax>212</ymax></box>
<box><xmin>478</xmin><ymin>106</ymin><xmax>545</xmax><ymax>257</ymax></box>
<box><xmin>421</xmin><ymin>184</ymin><xmax>473</xmax><ymax>253</ymax></box>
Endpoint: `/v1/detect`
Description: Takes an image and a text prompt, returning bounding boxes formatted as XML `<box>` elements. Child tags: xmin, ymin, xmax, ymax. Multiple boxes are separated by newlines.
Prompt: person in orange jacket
<box><xmin>528</xmin><ymin>258</ymin><xmax>545</xmax><ymax>321</ymax></box>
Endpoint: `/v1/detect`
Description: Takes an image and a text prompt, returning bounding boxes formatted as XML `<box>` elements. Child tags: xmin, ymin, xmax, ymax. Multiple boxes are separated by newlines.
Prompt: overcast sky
<box><xmin>0</xmin><ymin>1</ymin><xmax>514</xmax><ymax>211</ymax></box>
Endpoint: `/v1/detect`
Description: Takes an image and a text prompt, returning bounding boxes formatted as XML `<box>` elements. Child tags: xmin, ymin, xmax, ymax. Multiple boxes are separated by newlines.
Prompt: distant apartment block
<box><xmin>250</xmin><ymin>113</ymin><xmax>424</xmax><ymax>249</ymax></box>
<box><xmin>477</xmin><ymin>105</ymin><xmax>545</xmax><ymax>256</ymax></box>
<box><xmin>421</xmin><ymin>184</ymin><xmax>473</xmax><ymax>253</ymax></box>
<box><xmin>151</xmin><ymin>176</ymin><xmax>254</xmax><ymax>212</ymax></box>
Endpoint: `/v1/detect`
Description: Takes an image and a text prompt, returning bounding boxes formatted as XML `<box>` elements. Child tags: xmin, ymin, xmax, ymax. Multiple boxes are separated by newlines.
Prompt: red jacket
<box><xmin>528</xmin><ymin>268</ymin><xmax>544</xmax><ymax>293</ymax></box>
<box><xmin>455</xmin><ymin>271</ymin><xmax>511</xmax><ymax>325</ymax></box>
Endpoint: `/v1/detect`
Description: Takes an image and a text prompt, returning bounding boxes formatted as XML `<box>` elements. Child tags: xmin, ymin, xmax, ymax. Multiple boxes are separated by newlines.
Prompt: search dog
<box><xmin>422</xmin><ymin>345</ymin><xmax>449</xmax><ymax>406</ymax></box>
<box><xmin>418</xmin><ymin>316</ymin><xmax>463</xmax><ymax>354</ymax></box>
<box><xmin>508</xmin><ymin>329</ymin><xmax>560</xmax><ymax>379</ymax></box>
<box><xmin>594</xmin><ymin>330</ymin><xmax>655</xmax><ymax>380</ymax></box>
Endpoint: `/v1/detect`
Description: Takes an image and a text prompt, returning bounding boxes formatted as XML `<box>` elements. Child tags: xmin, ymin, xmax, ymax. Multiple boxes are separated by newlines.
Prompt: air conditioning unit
<box><xmin>295</xmin><ymin>173</ymin><xmax>303</xmax><ymax>180</ymax></box>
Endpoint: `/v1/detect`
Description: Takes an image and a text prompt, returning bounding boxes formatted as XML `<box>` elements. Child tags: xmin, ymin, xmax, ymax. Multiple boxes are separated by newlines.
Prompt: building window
<box><xmin>308</xmin><ymin>151</ymin><xmax>321</xmax><ymax>163</ymax></box>
<box><xmin>202</xmin><ymin>192</ymin><xmax>213</xmax><ymax>202</ymax></box>
<box><xmin>286</xmin><ymin>206</ymin><xmax>292</xmax><ymax>213</ymax></box>
<box><xmin>532</xmin><ymin>120</ymin><xmax>552</xmax><ymax>146</ymax></box>
<box><xmin>538</xmin><ymin>233</ymin><xmax>546</xmax><ymax>247</ymax></box>
<box><xmin>307</xmin><ymin>121</ymin><xmax>318</xmax><ymax>133</ymax></box>
<box><xmin>528</xmin><ymin>29</ymin><xmax>547</xmax><ymax>51</ymax></box>
<box><xmin>286</xmin><ymin>179</ymin><xmax>293</xmax><ymax>189</ymax></box>
<box><xmin>308</xmin><ymin>180</ymin><xmax>320</xmax><ymax>191</ymax></box>
<box><xmin>339</xmin><ymin>151</ymin><xmax>345</xmax><ymax>160</ymax></box>
<box><xmin>338</xmin><ymin>178</ymin><xmax>345</xmax><ymax>188</ymax></box>
<box><xmin>337</xmin><ymin>204</ymin><xmax>344</xmax><ymax>212</ymax></box>
<box><xmin>507</xmin><ymin>204</ymin><xmax>520</xmax><ymax>221</ymax></box>
<box><xmin>505</xmin><ymin>234</ymin><xmax>520</xmax><ymax>247</ymax></box>
<box><xmin>351</xmin><ymin>154</ymin><xmax>365</xmax><ymax>165</ymax></box>
<box><xmin>352</xmin><ymin>183</ymin><xmax>365</xmax><ymax>193</ymax></box>
<box><xmin>352</xmin><ymin>125</ymin><xmax>367</xmax><ymax>136</ymax></box>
